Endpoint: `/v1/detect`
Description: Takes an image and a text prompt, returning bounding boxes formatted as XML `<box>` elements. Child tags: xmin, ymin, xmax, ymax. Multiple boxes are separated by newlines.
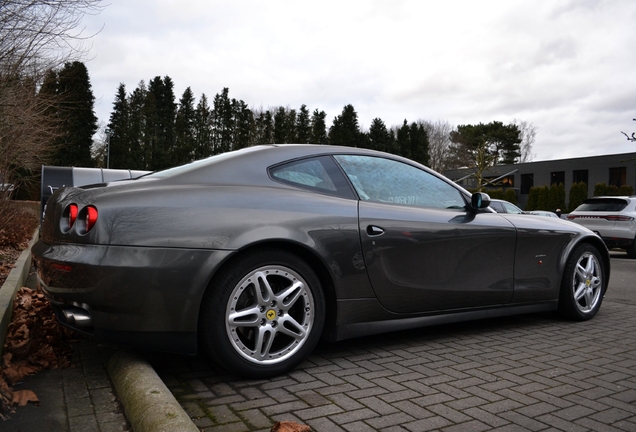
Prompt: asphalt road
<box><xmin>606</xmin><ymin>251</ymin><xmax>636</xmax><ymax>305</ymax></box>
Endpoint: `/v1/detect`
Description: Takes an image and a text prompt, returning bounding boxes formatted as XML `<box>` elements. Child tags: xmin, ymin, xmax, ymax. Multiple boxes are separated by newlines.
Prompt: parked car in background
<box><xmin>567</xmin><ymin>196</ymin><xmax>636</xmax><ymax>258</ymax></box>
<box><xmin>489</xmin><ymin>198</ymin><xmax>523</xmax><ymax>214</ymax></box>
<box><xmin>33</xmin><ymin>145</ymin><xmax>610</xmax><ymax>378</ymax></box>
<box><xmin>525</xmin><ymin>210</ymin><xmax>560</xmax><ymax>218</ymax></box>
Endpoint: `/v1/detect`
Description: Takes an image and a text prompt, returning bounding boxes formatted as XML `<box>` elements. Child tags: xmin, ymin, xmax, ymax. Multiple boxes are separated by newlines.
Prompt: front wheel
<box><xmin>200</xmin><ymin>249</ymin><xmax>325</xmax><ymax>378</ymax></box>
<box><xmin>558</xmin><ymin>243</ymin><xmax>606</xmax><ymax>321</ymax></box>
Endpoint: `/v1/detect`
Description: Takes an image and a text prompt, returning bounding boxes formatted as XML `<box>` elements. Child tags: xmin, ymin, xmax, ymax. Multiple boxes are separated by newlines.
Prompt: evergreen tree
<box><xmin>253</xmin><ymin>108</ymin><xmax>274</xmax><ymax>144</ymax></box>
<box><xmin>286</xmin><ymin>109</ymin><xmax>297</xmax><ymax>143</ymax></box>
<box><xmin>296</xmin><ymin>104</ymin><xmax>311</xmax><ymax>144</ymax></box>
<box><xmin>212</xmin><ymin>88</ymin><xmax>233</xmax><ymax>154</ymax></box>
<box><xmin>273</xmin><ymin>107</ymin><xmax>288</xmax><ymax>143</ymax></box>
<box><xmin>232</xmin><ymin>98</ymin><xmax>253</xmax><ymax>149</ymax></box>
<box><xmin>106</xmin><ymin>83</ymin><xmax>130</xmax><ymax>169</ymax></box>
<box><xmin>128</xmin><ymin>82</ymin><xmax>148</xmax><ymax>169</ymax></box>
<box><xmin>174</xmin><ymin>87</ymin><xmax>196</xmax><ymax>165</ymax></box>
<box><xmin>44</xmin><ymin>62</ymin><xmax>98</xmax><ymax>167</ymax></box>
<box><xmin>310</xmin><ymin>109</ymin><xmax>328</xmax><ymax>144</ymax></box>
<box><xmin>194</xmin><ymin>93</ymin><xmax>212</xmax><ymax>159</ymax></box>
<box><xmin>368</xmin><ymin>118</ymin><xmax>392</xmax><ymax>152</ymax></box>
<box><xmin>329</xmin><ymin>104</ymin><xmax>362</xmax><ymax>147</ymax></box>
<box><xmin>396</xmin><ymin>120</ymin><xmax>411</xmax><ymax>159</ymax></box>
<box><xmin>409</xmin><ymin>122</ymin><xmax>429</xmax><ymax>166</ymax></box>
<box><xmin>449</xmin><ymin>121</ymin><xmax>522</xmax><ymax>190</ymax></box>
<box><xmin>146</xmin><ymin>76</ymin><xmax>177</xmax><ymax>170</ymax></box>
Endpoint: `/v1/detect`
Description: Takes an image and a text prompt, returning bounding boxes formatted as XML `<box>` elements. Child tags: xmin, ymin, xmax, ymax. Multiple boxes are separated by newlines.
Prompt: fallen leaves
<box><xmin>271</xmin><ymin>421</ymin><xmax>312</xmax><ymax>432</ymax></box>
<box><xmin>1</xmin><ymin>286</ymin><xmax>80</xmax><ymax>419</ymax></box>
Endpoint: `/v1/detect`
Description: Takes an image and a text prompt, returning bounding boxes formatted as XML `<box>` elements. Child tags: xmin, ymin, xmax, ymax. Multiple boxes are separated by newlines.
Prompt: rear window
<box><xmin>575</xmin><ymin>198</ymin><xmax>628</xmax><ymax>212</ymax></box>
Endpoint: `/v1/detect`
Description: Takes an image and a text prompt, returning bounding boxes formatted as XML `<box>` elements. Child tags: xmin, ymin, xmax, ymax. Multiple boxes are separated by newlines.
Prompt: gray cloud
<box><xmin>83</xmin><ymin>0</ymin><xmax>636</xmax><ymax>161</ymax></box>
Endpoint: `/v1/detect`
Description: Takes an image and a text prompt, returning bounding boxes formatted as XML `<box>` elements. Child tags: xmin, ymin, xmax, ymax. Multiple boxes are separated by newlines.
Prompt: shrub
<box><xmin>568</xmin><ymin>182</ymin><xmax>588</xmax><ymax>212</ymax></box>
<box><xmin>0</xmin><ymin>201</ymin><xmax>38</xmax><ymax>249</ymax></box>
<box><xmin>593</xmin><ymin>183</ymin><xmax>607</xmax><ymax>197</ymax></box>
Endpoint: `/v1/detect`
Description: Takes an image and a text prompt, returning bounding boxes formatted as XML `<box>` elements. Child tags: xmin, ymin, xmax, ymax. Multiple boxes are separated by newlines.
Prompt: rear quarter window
<box><xmin>269</xmin><ymin>156</ymin><xmax>355</xmax><ymax>199</ymax></box>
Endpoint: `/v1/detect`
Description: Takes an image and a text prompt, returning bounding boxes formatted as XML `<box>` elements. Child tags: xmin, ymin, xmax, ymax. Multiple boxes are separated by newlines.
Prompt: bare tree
<box><xmin>512</xmin><ymin>119</ymin><xmax>537</xmax><ymax>163</ymax></box>
<box><xmin>0</xmin><ymin>0</ymin><xmax>103</xmax><ymax>199</ymax></box>
<box><xmin>621</xmin><ymin>118</ymin><xmax>636</xmax><ymax>142</ymax></box>
<box><xmin>419</xmin><ymin>120</ymin><xmax>455</xmax><ymax>173</ymax></box>
<box><xmin>1</xmin><ymin>0</ymin><xmax>103</xmax><ymax>76</ymax></box>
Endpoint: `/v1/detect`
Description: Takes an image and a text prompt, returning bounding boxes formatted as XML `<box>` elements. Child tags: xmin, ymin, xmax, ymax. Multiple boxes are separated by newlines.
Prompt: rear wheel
<box><xmin>626</xmin><ymin>237</ymin><xmax>636</xmax><ymax>258</ymax></box>
<box><xmin>558</xmin><ymin>243</ymin><xmax>606</xmax><ymax>320</ymax></box>
<box><xmin>200</xmin><ymin>249</ymin><xmax>325</xmax><ymax>378</ymax></box>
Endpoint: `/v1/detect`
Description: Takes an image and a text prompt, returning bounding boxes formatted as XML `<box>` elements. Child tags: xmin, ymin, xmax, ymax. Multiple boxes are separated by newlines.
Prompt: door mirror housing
<box><xmin>471</xmin><ymin>192</ymin><xmax>491</xmax><ymax>210</ymax></box>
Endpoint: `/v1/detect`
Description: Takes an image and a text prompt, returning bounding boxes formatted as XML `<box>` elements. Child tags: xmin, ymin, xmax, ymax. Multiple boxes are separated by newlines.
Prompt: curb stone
<box><xmin>108</xmin><ymin>349</ymin><xmax>199</xmax><ymax>432</ymax></box>
<box><xmin>0</xmin><ymin>228</ymin><xmax>39</xmax><ymax>359</ymax></box>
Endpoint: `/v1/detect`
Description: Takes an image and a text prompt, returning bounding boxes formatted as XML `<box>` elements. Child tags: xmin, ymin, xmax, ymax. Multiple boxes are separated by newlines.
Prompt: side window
<box><xmin>489</xmin><ymin>201</ymin><xmax>504</xmax><ymax>213</ymax></box>
<box><xmin>502</xmin><ymin>202</ymin><xmax>522</xmax><ymax>214</ymax></box>
<box><xmin>333</xmin><ymin>155</ymin><xmax>466</xmax><ymax>210</ymax></box>
<box><xmin>269</xmin><ymin>156</ymin><xmax>355</xmax><ymax>199</ymax></box>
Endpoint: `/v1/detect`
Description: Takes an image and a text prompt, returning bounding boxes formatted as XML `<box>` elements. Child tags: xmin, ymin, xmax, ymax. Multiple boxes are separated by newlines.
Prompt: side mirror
<box><xmin>471</xmin><ymin>192</ymin><xmax>491</xmax><ymax>209</ymax></box>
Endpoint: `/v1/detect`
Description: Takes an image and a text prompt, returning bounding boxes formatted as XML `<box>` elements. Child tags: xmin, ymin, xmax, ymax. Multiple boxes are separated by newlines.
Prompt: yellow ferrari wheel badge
<box><xmin>266</xmin><ymin>309</ymin><xmax>277</xmax><ymax>320</ymax></box>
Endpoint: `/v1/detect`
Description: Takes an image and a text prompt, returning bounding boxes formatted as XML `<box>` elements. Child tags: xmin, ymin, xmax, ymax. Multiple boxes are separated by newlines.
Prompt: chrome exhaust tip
<box><xmin>62</xmin><ymin>307</ymin><xmax>92</xmax><ymax>328</ymax></box>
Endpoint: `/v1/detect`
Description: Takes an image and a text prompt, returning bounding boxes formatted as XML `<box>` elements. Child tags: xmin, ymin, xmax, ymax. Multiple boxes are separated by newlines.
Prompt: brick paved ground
<box><xmin>4</xmin><ymin>340</ymin><xmax>130</xmax><ymax>432</ymax></box>
<box><xmin>149</xmin><ymin>299</ymin><xmax>636</xmax><ymax>432</ymax></box>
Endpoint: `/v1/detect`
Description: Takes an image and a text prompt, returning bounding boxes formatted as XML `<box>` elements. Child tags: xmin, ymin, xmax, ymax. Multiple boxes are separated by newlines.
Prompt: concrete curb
<box><xmin>108</xmin><ymin>349</ymin><xmax>199</xmax><ymax>432</ymax></box>
<box><xmin>0</xmin><ymin>228</ymin><xmax>39</xmax><ymax>359</ymax></box>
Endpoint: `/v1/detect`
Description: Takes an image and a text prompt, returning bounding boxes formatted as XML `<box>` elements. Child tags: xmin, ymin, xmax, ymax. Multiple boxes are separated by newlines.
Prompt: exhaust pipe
<box><xmin>62</xmin><ymin>308</ymin><xmax>92</xmax><ymax>328</ymax></box>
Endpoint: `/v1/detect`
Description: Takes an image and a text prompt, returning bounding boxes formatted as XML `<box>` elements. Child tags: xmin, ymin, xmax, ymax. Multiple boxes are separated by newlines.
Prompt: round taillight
<box><xmin>61</xmin><ymin>203</ymin><xmax>79</xmax><ymax>232</ymax></box>
<box><xmin>85</xmin><ymin>206</ymin><xmax>98</xmax><ymax>232</ymax></box>
<box><xmin>76</xmin><ymin>205</ymin><xmax>99</xmax><ymax>234</ymax></box>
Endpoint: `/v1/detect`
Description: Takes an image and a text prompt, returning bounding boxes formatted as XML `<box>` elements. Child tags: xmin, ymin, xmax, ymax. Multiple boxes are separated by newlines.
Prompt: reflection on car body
<box><xmin>33</xmin><ymin>145</ymin><xmax>610</xmax><ymax>378</ymax></box>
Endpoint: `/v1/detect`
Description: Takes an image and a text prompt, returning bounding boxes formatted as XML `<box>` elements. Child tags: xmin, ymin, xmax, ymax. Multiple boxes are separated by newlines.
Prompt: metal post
<box><xmin>105</xmin><ymin>128</ymin><xmax>112</xmax><ymax>169</ymax></box>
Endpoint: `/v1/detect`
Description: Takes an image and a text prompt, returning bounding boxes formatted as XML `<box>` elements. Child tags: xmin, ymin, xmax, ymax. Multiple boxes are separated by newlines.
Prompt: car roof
<box><xmin>151</xmin><ymin>144</ymin><xmax>443</xmax><ymax>187</ymax></box>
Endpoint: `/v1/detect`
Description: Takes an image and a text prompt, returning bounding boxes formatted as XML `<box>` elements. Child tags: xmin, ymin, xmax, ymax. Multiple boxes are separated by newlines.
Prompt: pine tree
<box><xmin>232</xmin><ymin>98</ymin><xmax>253</xmax><ymax>149</ymax></box>
<box><xmin>212</xmin><ymin>88</ymin><xmax>233</xmax><ymax>154</ymax></box>
<box><xmin>128</xmin><ymin>82</ymin><xmax>148</xmax><ymax>170</ymax></box>
<box><xmin>310</xmin><ymin>109</ymin><xmax>328</xmax><ymax>144</ymax></box>
<box><xmin>146</xmin><ymin>76</ymin><xmax>177</xmax><ymax>170</ymax></box>
<box><xmin>194</xmin><ymin>93</ymin><xmax>212</xmax><ymax>159</ymax></box>
<box><xmin>396</xmin><ymin>120</ymin><xmax>411</xmax><ymax>159</ymax></box>
<box><xmin>174</xmin><ymin>87</ymin><xmax>196</xmax><ymax>165</ymax></box>
<box><xmin>329</xmin><ymin>104</ymin><xmax>362</xmax><ymax>147</ymax></box>
<box><xmin>44</xmin><ymin>62</ymin><xmax>98</xmax><ymax>167</ymax></box>
<box><xmin>368</xmin><ymin>118</ymin><xmax>392</xmax><ymax>152</ymax></box>
<box><xmin>409</xmin><ymin>122</ymin><xmax>429</xmax><ymax>166</ymax></box>
<box><xmin>273</xmin><ymin>107</ymin><xmax>288</xmax><ymax>143</ymax></box>
<box><xmin>106</xmin><ymin>83</ymin><xmax>130</xmax><ymax>169</ymax></box>
<box><xmin>296</xmin><ymin>104</ymin><xmax>311</xmax><ymax>144</ymax></box>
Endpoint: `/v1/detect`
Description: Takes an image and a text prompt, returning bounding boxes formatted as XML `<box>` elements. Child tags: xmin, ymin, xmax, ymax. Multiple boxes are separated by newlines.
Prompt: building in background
<box><xmin>444</xmin><ymin>152</ymin><xmax>636</xmax><ymax>210</ymax></box>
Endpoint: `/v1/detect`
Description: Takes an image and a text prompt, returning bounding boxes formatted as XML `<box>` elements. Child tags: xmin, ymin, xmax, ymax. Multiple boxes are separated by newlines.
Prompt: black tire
<box><xmin>626</xmin><ymin>237</ymin><xmax>636</xmax><ymax>259</ymax></box>
<box><xmin>558</xmin><ymin>243</ymin><xmax>606</xmax><ymax>321</ymax></box>
<box><xmin>199</xmin><ymin>249</ymin><xmax>325</xmax><ymax>378</ymax></box>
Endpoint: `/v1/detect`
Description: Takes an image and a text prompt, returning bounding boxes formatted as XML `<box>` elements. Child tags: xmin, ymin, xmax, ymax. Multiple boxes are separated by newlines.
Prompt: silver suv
<box><xmin>567</xmin><ymin>196</ymin><xmax>636</xmax><ymax>258</ymax></box>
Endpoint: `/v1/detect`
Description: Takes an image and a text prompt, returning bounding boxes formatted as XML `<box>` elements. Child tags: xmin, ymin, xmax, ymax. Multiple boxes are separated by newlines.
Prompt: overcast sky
<box><xmin>81</xmin><ymin>0</ymin><xmax>636</xmax><ymax>162</ymax></box>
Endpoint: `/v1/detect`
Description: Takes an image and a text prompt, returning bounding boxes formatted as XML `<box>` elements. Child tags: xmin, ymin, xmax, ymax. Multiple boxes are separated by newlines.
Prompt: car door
<box><xmin>334</xmin><ymin>155</ymin><xmax>517</xmax><ymax>314</ymax></box>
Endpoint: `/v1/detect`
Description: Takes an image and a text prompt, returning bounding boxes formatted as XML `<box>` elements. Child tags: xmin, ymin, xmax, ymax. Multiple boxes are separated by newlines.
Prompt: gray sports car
<box><xmin>33</xmin><ymin>144</ymin><xmax>610</xmax><ymax>378</ymax></box>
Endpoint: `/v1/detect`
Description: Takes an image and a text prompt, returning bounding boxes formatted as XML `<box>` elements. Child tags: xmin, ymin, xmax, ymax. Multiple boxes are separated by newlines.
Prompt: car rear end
<box><xmin>567</xmin><ymin>196</ymin><xmax>636</xmax><ymax>257</ymax></box>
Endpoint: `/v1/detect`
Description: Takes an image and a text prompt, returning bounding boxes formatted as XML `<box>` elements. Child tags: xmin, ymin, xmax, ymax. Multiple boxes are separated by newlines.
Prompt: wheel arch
<box><xmin>196</xmin><ymin>239</ymin><xmax>338</xmax><ymax>347</ymax></box>
<box><xmin>560</xmin><ymin>235</ymin><xmax>611</xmax><ymax>293</ymax></box>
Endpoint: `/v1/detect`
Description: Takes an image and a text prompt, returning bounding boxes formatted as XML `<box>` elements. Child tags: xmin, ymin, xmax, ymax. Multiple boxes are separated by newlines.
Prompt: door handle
<box><xmin>367</xmin><ymin>225</ymin><xmax>385</xmax><ymax>236</ymax></box>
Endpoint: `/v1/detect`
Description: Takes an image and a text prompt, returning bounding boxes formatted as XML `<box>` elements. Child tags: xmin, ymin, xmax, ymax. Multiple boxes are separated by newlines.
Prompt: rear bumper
<box><xmin>32</xmin><ymin>240</ymin><xmax>233</xmax><ymax>354</ymax></box>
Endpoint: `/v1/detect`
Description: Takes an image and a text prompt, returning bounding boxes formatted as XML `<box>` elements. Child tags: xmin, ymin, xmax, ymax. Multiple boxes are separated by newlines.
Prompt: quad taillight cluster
<box><xmin>62</xmin><ymin>203</ymin><xmax>98</xmax><ymax>234</ymax></box>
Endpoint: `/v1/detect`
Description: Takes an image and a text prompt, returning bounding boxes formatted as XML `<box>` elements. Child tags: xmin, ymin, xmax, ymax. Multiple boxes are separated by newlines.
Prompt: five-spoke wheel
<box><xmin>200</xmin><ymin>249</ymin><xmax>324</xmax><ymax>378</ymax></box>
<box><xmin>559</xmin><ymin>243</ymin><xmax>606</xmax><ymax>320</ymax></box>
